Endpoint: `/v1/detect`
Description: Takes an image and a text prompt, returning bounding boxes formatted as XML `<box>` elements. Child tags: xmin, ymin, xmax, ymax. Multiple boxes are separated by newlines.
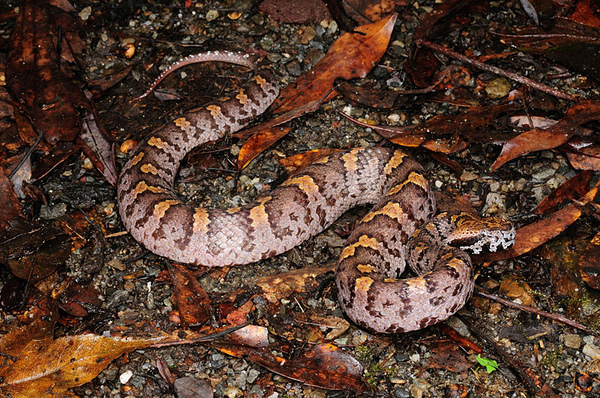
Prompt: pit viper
<box><xmin>117</xmin><ymin>51</ymin><xmax>515</xmax><ymax>333</ymax></box>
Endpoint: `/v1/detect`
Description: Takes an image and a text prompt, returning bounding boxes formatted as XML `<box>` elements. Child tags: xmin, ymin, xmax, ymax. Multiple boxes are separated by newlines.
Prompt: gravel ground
<box><xmin>3</xmin><ymin>0</ymin><xmax>600</xmax><ymax>397</ymax></box>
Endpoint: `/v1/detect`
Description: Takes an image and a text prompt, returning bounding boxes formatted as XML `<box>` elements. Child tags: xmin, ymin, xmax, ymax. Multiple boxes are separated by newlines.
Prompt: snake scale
<box><xmin>117</xmin><ymin>51</ymin><xmax>515</xmax><ymax>333</ymax></box>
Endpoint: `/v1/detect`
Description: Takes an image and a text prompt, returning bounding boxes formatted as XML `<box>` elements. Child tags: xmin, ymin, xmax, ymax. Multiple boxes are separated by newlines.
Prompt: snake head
<box><xmin>445</xmin><ymin>213</ymin><xmax>516</xmax><ymax>254</ymax></box>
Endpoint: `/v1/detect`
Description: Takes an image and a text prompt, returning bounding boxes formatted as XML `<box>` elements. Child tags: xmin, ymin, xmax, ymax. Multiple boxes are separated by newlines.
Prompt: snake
<box><xmin>117</xmin><ymin>51</ymin><xmax>515</xmax><ymax>334</ymax></box>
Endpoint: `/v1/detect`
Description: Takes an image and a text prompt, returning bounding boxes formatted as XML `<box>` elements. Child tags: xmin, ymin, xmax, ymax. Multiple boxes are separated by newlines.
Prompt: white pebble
<box><xmin>119</xmin><ymin>370</ymin><xmax>133</xmax><ymax>384</ymax></box>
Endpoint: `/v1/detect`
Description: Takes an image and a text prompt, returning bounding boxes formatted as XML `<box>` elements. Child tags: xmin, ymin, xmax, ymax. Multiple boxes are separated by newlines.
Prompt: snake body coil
<box><xmin>117</xmin><ymin>52</ymin><xmax>515</xmax><ymax>333</ymax></box>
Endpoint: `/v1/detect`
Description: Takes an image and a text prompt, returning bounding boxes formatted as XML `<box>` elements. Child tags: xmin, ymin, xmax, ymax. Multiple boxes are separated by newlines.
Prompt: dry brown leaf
<box><xmin>475</xmin><ymin>179</ymin><xmax>600</xmax><ymax>262</ymax></box>
<box><xmin>0</xmin><ymin>166</ymin><xmax>21</xmax><ymax>232</ymax></box>
<box><xmin>565</xmin><ymin>143</ymin><xmax>600</xmax><ymax>170</ymax></box>
<box><xmin>278</xmin><ymin>148</ymin><xmax>341</xmax><ymax>174</ymax></box>
<box><xmin>255</xmin><ymin>265</ymin><xmax>335</xmax><ymax>303</ymax></box>
<box><xmin>229</xmin><ymin>325</ymin><xmax>270</xmax><ymax>348</ymax></box>
<box><xmin>499</xmin><ymin>277</ymin><xmax>535</xmax><ymax>306</ymax></box>
<box><xmin>492</xmin><ymin>100</ymin><xmax>600</xmax><ymax>171</ymax></box>
<box><xmin>340</xmin><ymin>104</ymin><xmax>518</xmax><ymax>151</ymax></box>
<box><xmin>0</xmin><ymin>310</ymin><xmax>57</xmax><ymax>377</ymax></box>
<box><xmin>234</xmin><ymin>98</ymin><xmax>324</xmax><ymax>170</ymax></box>
<box><xmin>534</xmin><ymin>170</ymin><xmax>592</xmax><ymax>215</ymax></box>
<box><xmin>237</xmin><ymin>127</ymin><xmax>291</xmax><ymax>170</ymax></box>
<box><xmin>7</xmin><ymin>0</ymin><xmax>90</xmax><ymax>143</ymax></box>
<box><xmin>426</xmin><ymin>342</ymin><xmax>471</xmax><ymax>373</ymax></box>
<box><xmin>0</xmin><ymin>334</ymin><xmax>164</xmax><ymax>397</ymax></box>
<box><xmin>169</xmin><ymin>263</ymin><xmax>211</xmax><ymax>327</ymax></box>
<box><xmin>271</xmin><ymin>13</ymin><xmax>397</xmax><ymax>114</ymax></box>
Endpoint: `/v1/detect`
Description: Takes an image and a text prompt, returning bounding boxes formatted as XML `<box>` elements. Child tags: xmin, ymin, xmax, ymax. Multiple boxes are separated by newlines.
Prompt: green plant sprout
<box><xmin>476</xmin><ymin>354</ymin><xmax>499</xmax><ymax>373</ymax></box>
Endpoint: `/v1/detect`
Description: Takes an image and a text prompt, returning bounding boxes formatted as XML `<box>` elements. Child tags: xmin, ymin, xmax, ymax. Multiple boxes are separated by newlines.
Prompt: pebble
<box><xmin>532</xmin><ymin>167</ymin><xmax>556</xmax><ymax>181</ymax></box>
<box><xmin>306</xmin><ymin>48</ymin><xmax>325</xmax><ymax>65</ymax></box>
<box><xmin>485</xmin><ymin>77</ymin><xmax>511</xmax><ymax>99</ymax></box>
<box><xmin>546</xmin><ymin>174</ymin><xmax>567</xmax><ymax>189</ymax></box>
<box><xmin>489</xmin><ymin>180</ymin><xmax>500</xmax><ymax>192</ymax></box>
<box><xmin>563</xmin><ymin>333</ymin><xmax>582</xmax><ymax>350</ymax></box>
<box><xmin>393</xmin><ymin>387</ymin><xmax>411</xmax><ymax>398</ymax></box>
<box><xmin>107</xmin><ymin>258</ymin><xmax>126</xmax><ymax>271</ymax></box>
<box><xmin>119</xmin><ymin>370</ymin><xmax>133</xmax><ymax>384</ymax></box>
<box><xmin>515</xmin><ymin>178</ymin><xmax>528</xmax><ymax>191</ymax></box>
<box><xmin>483</xmin><ymin>192</ymin><xmax>506</xmax><ymax>215</ymax></box>
<box><xmin>444</xmin><ymin>317</ymin><xmax>470</xmax><ymax>337</ymax></box>
<box><xmin>260</xmin><ymin>36</ymin><xmax>274</xmax><ymax>51</ymax></box>
<box><xmin>79</xmin><ymin>6</ymin><xmax>92</xmax><ymax>21</ymax></box>
<box><xmin>224</xmin><ymin>386</ymin><xmax>242</xmax><ymax>398</ymax></box>
<box><xmin>300</xmin><ymin>27</ymin><xmax>317</xmax><ymax>44</ymax></box>
<box><xmin>39</xmin><ymin>202</ymin><xmax>68</xmax><ymax>220</ymax></box>
<box><xmin>326</xmin><ymin>20</ymin><xmax>338</xmax><ymax>34</ymax></box>
<box><xmin>247</xmin><ymin>368</ymin><xmax>260</xmax><ymax>384</ymax></box>
<box><xmin>285</xmin><ymin>60</ymin><xmax>302</xmax><ymax>76</ymax></box>
<box><xmin>460</xmin><ymin>171</ymin><xmax>478</xmax><ymax>182</ymax></box>
<box><xmin>350</xmin><ymin>330</ymin><xmax>368</xmax><ymax>346</ymax></box>
<box><xmin>583</xmin><ymin>335</ymin><xmax>596</xmax><ymax>345</ymax></box>
<box><xmin>411</xmin><ymin>378</ymin><xmax>431</xmax><ymax>398</ymax></box>
<box><xmin>106</xmin><ymin>290</ymin><xmax>129</xmax><ymax>308</ymax></box>
<box><xmin>206</xmin><ymin>10</ymin><xmax>219</xmax><ymax>21</ymax></box>
<box><xmin>583</xmin><ymin>343</ymin><xmax>600</xmax><ymax>359</ymax></box>
<box><xmin>532</xmin><ymin>186</ymin><xmax>547</xmax><ymax>203</ymax></box>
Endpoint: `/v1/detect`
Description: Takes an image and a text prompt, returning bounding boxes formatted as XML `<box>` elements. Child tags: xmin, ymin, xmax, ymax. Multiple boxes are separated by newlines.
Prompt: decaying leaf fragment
<box><xmin>216</xmin><ymin>342</ymin><xmax>367</xmax><ymax>391</ymax></box>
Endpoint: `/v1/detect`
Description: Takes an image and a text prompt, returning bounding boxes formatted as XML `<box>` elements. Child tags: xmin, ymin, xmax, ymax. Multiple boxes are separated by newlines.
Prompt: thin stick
<box><xmin>416</xmin><ymin>39</ymin><xmax>578</xmax><ymax>102</ymax></box>
<box><xmin>475</xmin><ymin>288</ymin><xmax>594</xmax><ymax>335</ymax></box>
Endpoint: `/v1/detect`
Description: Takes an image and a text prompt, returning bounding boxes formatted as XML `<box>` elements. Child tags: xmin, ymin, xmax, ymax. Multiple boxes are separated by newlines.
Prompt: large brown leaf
<box><xmin>6</xmin><ymin>0</ymin><xmax>90</xmax><ymax>144</ymax></box>
<box><xmin>271</xmin><ymin>12</ymin><xmax>397</xmax><ymax>114</ymax></box>
<box><xmin>0</xmin><ymin>333</ymin><xmax>163</xmax><ymax>397</ymax></box>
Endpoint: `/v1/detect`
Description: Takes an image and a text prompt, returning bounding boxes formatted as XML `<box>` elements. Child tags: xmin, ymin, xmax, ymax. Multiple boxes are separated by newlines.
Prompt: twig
<box><xmin>459</xmin><ymin>315</ymin><xmax>560</xmax><ymax>397</ymax></box>
<box><xmin>416</xmin><ymin>39</ymin><xmax>578</xmax><ymax>102</ymax></box>
<box><xmin>475</xmin><ymin>288</ymin><xmax>594</xmax><ymax>335</ymax></box>
<box><xmin>8</xmin><ymin>130</ymin><xmax>44</xmax><ymax>180</ymax></box>
<box><xmin>150</xmin><ymin>321</ymin><xmax>251</xmax><ymax>348</ymax></box>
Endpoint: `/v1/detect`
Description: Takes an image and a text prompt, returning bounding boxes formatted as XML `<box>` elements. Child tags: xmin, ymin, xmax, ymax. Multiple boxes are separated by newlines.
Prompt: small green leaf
<box><xmin>476</xmin><ymin>354</ymin><xmax>498</xmax><ymax>373</ymax></box>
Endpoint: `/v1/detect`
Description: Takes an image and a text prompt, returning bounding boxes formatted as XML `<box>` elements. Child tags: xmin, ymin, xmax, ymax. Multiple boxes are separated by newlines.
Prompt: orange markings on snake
<box><xmin>140</xmin><ymin>163</ymin><xmax>160</xmax><ymax>175</ymax></box>
<box><xmin>361</xmin><ymin>202</ymin><xmax>405</xmax><ymax>223</ymax></box>
<box><xmin>236</xmin><ymin>89</ymin><xmax>249</xmax><ymax>104</ymax></box>
<box><xmin>174</xmin><ymin>117</ymin><xmax>191</xmax><ymax>129</ymax></box>
<box><xmin>131</xmin><ymin>152</ymin><xmax>144</xmax><ymax>166</ymax></box>
<box><xmin>340</xmin><ymin>235</ymin><xmax>380</xmax><ymax>260</ymax></box>
<box><xmin>355</xmin><ymin>277</ymin><xmax>374</xmax><ymax>292</ymax></box>
<box><xmin>206</xmin><ymin>104</ymin><xmax>222</xmax><ymax>117</ymax></box>
<box><xmin>249</xmin><ymin>197</ymin><xmax>271</xmax><ymax>228</ymax></box>
<box><xmin>383</xmin><ymin>150</ymin><xmax>407</xmax><ymax>175</ymax></box>
<box><xmin>282</xmin><ymin>175</ymin><xmax>320</xmax><ymax>196</ymax></box>
<box><xmin>357</xmin><ymin>264</ymin><xmax>377</xmax><ymax>273</ymax></box>
<box><xmin>341</xmin><ymin>149</ymin><xmax>360</xmax><ymax>172</ymax></box>
<box><xmin>193</xmin><ymin>208</ymin><xmax>210</xmax><ymax>233</ymax></box>
<box><xmin>153</xmin><ymin>200</ymin><xmax>179</xmax><ymax>220</ymax></box>
<box><xmin>148</xmin><ymin>137</ymin><xmax>167</xmax><ymax>149</ymax></box>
